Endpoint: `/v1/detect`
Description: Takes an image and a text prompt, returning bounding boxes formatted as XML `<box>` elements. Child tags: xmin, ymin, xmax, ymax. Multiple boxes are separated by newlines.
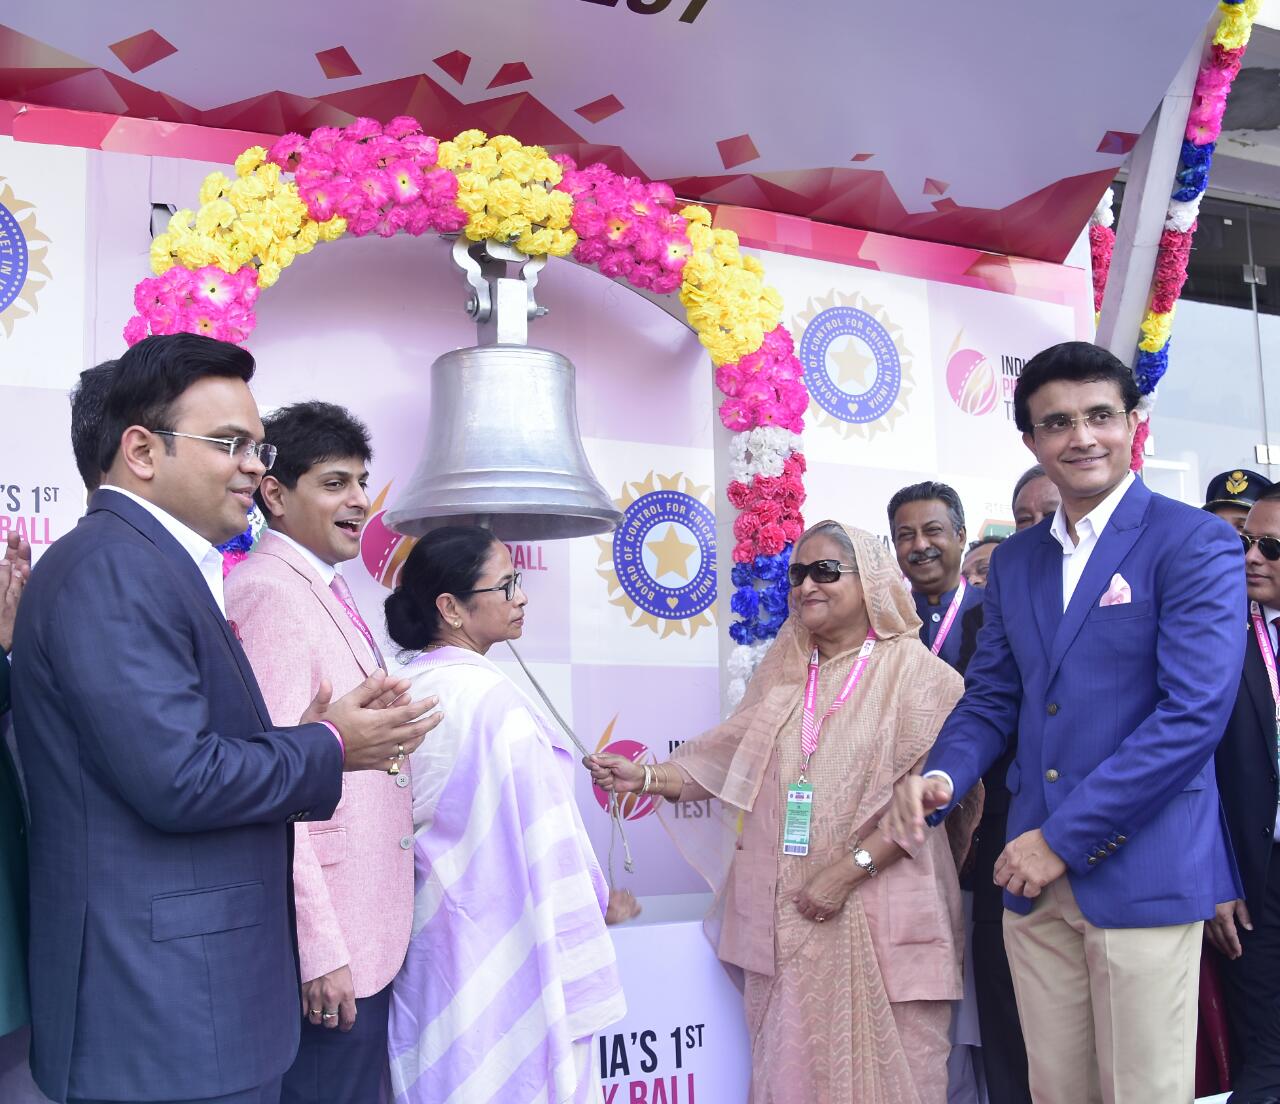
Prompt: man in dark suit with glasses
<box><xmin>1213</xmin><ymin>483</ymin><xmax>1280</xmax><ymax>1101</ymax></box>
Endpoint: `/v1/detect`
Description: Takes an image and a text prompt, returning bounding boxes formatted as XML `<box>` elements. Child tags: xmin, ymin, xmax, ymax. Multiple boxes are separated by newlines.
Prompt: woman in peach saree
<box><xmin>590</xmin><ymin>521</ymin><xmax>980</xmax><ymax>1104</ymax></box>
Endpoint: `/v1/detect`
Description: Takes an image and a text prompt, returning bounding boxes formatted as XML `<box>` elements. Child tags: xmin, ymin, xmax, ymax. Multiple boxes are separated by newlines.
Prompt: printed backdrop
<box><xmin>0</xmin><ymin>131</ymin><xmax>1091</xmax><ymax>899</ymax></box>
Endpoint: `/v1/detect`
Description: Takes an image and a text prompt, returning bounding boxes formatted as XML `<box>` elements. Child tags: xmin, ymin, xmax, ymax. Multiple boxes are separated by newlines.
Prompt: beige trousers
<box><xmin>1002</xmin><ymin>877</ymin><xmax>1201</xmax><ymax>1104</ymax></box>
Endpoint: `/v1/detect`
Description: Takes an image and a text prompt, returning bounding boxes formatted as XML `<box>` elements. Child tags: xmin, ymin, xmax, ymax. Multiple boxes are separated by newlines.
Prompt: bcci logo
<box><xmin>794</xmin><ymin>290</ymin><xmax>913</xmax><ymax>438</ymax></box>
<box><xmin>0</xmin><ymin>178</ymin><xmax>50</xmax><ymax>339</ymax></box>
<box><xmin>597</xmin><ymin>472</ymin><xmax>716</xmax><ymax>638</ymax></box>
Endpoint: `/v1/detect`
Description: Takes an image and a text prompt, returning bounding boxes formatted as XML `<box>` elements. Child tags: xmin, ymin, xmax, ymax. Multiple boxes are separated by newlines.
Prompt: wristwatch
<box><xmin>850</xmin><ymin>845</ymin><xmax>879</xmax><ymax>878</ymax></box>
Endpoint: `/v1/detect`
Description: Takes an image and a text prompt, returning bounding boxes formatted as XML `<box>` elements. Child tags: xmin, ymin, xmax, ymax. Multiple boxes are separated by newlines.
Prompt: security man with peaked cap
<box><xmin>1206</xmin><ymin>469</ymin><xmax>1274</xmax><ymax>533</ymax></box>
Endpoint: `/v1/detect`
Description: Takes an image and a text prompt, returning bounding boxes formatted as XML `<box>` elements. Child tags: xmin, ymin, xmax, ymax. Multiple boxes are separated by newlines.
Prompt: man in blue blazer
<box><xmin>12</xmin><ymin>334</ymin><xmax>440</xmax><ymax>1104</ymax></box>
<box><xmin>888</xmin><ymin>341</ymin><xmax>1244</xmax><ymax>1104</ymax></box>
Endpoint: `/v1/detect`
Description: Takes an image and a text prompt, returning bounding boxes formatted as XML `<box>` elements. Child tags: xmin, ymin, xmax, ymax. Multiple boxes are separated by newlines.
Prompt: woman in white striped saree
<box><xmin>384</xmin><ymin>526</ymin><xmax>625</xmax><ymax>1103</ymax></box>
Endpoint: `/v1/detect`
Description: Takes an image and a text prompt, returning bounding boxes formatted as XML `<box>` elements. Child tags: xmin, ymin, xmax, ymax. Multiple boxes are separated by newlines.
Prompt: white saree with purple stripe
<box><xmin>389</xmin><ymin>646</ymin><xmax>625</xmax><ymax>1103</ymax></box>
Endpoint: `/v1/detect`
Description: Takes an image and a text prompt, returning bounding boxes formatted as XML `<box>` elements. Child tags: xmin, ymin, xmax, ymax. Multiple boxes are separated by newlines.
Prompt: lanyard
<box><xmin>929</xmin><ymin>578</ymin><xmax>967</xmax><ymax>656</ymax></box>
<box><xmin>799</xmin><ymin>628</ymin><xmax>878</xmax><ymax>780</ymax></box>
<box><xmin>1251</xmin><ymin>600</ymin><xmax>1280</xmax><ymax>728</ymax></box>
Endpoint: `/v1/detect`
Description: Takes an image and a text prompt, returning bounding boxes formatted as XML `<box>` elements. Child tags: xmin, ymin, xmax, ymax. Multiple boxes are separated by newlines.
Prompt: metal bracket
<box><xmin>450</xmin><ymin>237</ymin><xmax>549</xmax><ymax>346</ymax></box>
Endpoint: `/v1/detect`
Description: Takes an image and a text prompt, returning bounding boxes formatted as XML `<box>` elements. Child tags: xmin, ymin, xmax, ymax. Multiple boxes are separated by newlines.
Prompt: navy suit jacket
<box><xmin>925</xmin><ymin>477</ymin><xmax>1244</xmax><ymax>928</ymax></box>
<box><xmin>914</xmin><ymin>579</ymin><xmax>984</xmax><ymax>670</ymax></box>
<box><xmin>1215</xmin><ymin>622</ymin><xmax>1278</xmax><ymax>921</ymax></box>
<box><xmin>11</xmin><ymin>490</ymin><xmax>343</xmax><ymax>1103</ymax></box>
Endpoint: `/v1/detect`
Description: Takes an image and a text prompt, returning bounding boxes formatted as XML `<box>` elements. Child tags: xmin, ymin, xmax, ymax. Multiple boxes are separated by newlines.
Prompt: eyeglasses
<box><xmin>460</xmin><ymin>572</ymin><xmax>523</xmax><ymax>602</ymax></box>
<box><xmin>1031</xmin><ymin>409</ymin><xmax>1129</xmax><ymax>437</ymax></box>
<box><xmin>151</xmin><ymin>430</ymin><xmax>277</xmax><ymax>470</ymax></box>
<box><xmin>1242</xmin><ymin>533</ymin><xmax>1280</xmax><ymax>561</ymax></box>
<box><xmin>788</xmin><ymin>559</ymin><xmax>857</xmax><ymax>587</ymax></box>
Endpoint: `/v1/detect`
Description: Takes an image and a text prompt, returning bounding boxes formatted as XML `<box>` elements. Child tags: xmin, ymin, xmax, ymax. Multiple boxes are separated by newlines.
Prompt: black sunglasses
<box><xmin>1242</xmin><ymin>534</ymin><xmax>1280</xmax><ymax>562</ymax></box>
<box><xmin>788</xmin><ymin>559</ymin><xmax>857</xmax><ymax>587</ymax></box>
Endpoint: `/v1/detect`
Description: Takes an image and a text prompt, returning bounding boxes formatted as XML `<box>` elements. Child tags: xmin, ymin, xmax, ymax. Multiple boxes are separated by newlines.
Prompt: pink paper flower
<box><xmin>344</xmin><ymin>117</ymin><xmax>383</xmax><ymax>141</ymax></box>
<box><xmin>719</xmin><ymin>397</ymin><xmax>757</xmax><ymax>432</ymax></box>
<box><xmin>385</xmin><ymin>115</ymin><xmax>424</xmax><ymax>140</ymax></box>
<box><xmin>756</xmin><ymin>523</ymin><xmax>787</xmax><ymax>556</ymax></box>
<box><xmin>726</xmin><ymin>481</ymin><xmax>752</xmax><ymax>509</ymax></box>
<box><xmin>192</xmin><ymin>265</ymin><xmax>237</xmax><ymax>309</ymax></box>
<box><xmin>715</xmin><ymin>363</ymin><xmax>745</xmax><ymax>397</ymax></box>
<box><xmin>387</xmin><ymin>160</ymin><xmax>425</xmax><ymax>204</ymax></box>
<box><xmin>123</xmin><ymin>315</ymin><xmax>147</xmax><ymax>346</ymax></box>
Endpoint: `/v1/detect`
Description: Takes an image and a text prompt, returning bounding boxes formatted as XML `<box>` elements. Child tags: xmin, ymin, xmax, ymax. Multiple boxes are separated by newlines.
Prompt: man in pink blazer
<box><xmin>225</xmin><ymin>402</ymin><xmax>413</xmax><ymax>1103</ymax></box>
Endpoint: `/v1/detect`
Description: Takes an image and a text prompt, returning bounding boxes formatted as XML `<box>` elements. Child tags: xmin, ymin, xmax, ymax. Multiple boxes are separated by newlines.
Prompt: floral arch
<box><xmin>127</xmin><ymin>120</ymin><xmax>809</xmax><ymax>697</ymax></box>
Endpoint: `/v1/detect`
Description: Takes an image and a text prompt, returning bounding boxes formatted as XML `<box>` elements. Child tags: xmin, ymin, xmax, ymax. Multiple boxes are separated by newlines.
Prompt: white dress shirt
<box><xmin>925</xmin><ymin>473</ymin><xmax>1138</xmax><ymax>802</ymax></box>
<box><xmin>1048</xmin><ymin>471</ymin><xmax>1135</xmax><ymax>609</ymax></box>
<box><xmin>99</xmin><ymin>485</ymin><xmax>227</xmax><ymax>616</ymax></box>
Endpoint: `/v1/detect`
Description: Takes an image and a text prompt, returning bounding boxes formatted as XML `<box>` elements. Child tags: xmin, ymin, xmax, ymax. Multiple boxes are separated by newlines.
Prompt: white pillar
<box><xmin>1095</xmin><ymin>27</ymin><xmax>1211</xmax><ymax>364</ymax></box>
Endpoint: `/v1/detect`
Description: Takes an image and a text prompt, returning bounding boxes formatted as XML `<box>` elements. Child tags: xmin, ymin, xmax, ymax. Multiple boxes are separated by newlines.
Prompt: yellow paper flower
<box><xmin>454</xmin><ymin>129</ymin><xmax>488</xmax><ymax>152</ymax></box>
<box><xmin>257</xmin><ymin>261</ymin><xmax>282</xmax><ymax>288</ymax></box>
<box><xmin>1139</xmin><ymin>307</ymin><xmax>1175</xmax><ymax>352</ymax></box>
<box><xmin>319</xmin><ymin>216</ymin><xmax>347</xmax><ymax>241</ymax></box>
<box><xmin>487</xmin><ymin>134</ymin><xmax>523</xmax><ymax>156</ymax></box>
<box><xmin>235</xmin><ymin>146</ymin><xmax>268</xmax><ymax>177</ymax></box>
<box><xmin>195</xmin><ymin>199</ymin><xmax>237</xmax><ymax>235</ymax></box>
<box><xmin>466</xmin><ymin>213</ymin><xmax>501</xmax><ymax>242</ymax></box>
<box><xmin>1214</xmin><ymin>0</ymin><xmax>1261</xmax><ymax>49</ymax></box>
<box><xmin>546</xmin><ymin>190</ymin><xmax>573</xmax><ymax>229</ymax></box>
<box><xmin>465</xmin><ymin>147</ymin><xmax>499</xmax><ymax>176</ymax></box>
<box><xmin>150</xmin><ymin>235</ymin><xmax>175</xmax><ymax>275</ymax></box>
<box><xmin>499</xmin><ymin>149</ymin><xmax>538</xmax><ymax>184</ymax></box>
<box><xmin>435</xmin><ymin>141</ymin><xmax>461</xmax><ymax>171</ymax></box>
<box><xmin>199</xmin><ymin>173</ymin><xmax>232</xmax><ymax>206</ymax></box>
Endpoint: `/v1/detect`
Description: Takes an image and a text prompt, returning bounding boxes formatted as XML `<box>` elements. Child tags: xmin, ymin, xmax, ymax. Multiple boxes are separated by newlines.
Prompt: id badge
<box><xmin>783</xmin><ymin>781</ymin><xmax>814</xmax><ymax>856</ymax></box>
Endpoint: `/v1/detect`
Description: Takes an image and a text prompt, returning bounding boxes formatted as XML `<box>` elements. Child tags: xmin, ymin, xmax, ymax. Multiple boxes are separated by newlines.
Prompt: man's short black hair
<box><xmin>887</xmin><ymin>481</ymin><xmax>966</xmax><ymax>534</ymax></box>
<box><xmin>99</xmin><ymin>334</ymin><xmax>255</xmax><ymax>473</ymax></box>
<box><xmin>71</xmin><ymin>361</ymin><xmax>117</xmax><ymax>492</ymax></box>
<box><xmin>255</xmin><ymin>401</ymin><xmax>373</xmax><ymax>513</ymax></box>
<box><xmin>1256</xmin><ymin>483</ymin><xmax>1280</xmax><ymax>504</ymax></box>
<box><xmin>1012</xmin><ymin>341</ymin><xmax>1140</xmax><ymax>434</ymax></box>
<box><xmin>967</xmin><ymin>535</ymin><xmax>1005</xmax><ymax>552</ymax></box>
<box><xmin>1011</xmin><ymin>464</ymin><xmax>1048</xmax><ymax>514</ymax></box>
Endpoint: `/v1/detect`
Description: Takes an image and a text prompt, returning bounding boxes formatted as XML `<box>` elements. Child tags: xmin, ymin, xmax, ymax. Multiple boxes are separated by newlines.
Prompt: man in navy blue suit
<box><xmin>1209</xmin><ymin>483</ymin><xmax>1280</xmax><ymax>1100</ymax></box>
<box><xmin>887</xmin><ymin>341</ymin><xmax>1244</xmax><ymax>1103</ymax></box>
<box><xmin>12</xmin><ymin>334</ymin><xmax>441</xmax><ymax>1104</ymax></box>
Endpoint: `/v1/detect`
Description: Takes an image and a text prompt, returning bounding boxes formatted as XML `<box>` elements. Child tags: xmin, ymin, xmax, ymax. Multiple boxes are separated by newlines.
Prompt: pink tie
<box><xmin>330</xmin><ymin>574</ymin><xmax>385</xmax><ymax>669</ymax></box>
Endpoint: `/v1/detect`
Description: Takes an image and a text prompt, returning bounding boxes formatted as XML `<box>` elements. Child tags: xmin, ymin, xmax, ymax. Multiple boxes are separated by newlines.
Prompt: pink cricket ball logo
<box><xmin>945</xmin><ymin>347</ymin><xmax>998</xmax><ymax>416</ymax></box>
<box><xmin>591</xmin><ymin>718</ymin><xmax>659</xmax><ymax>821</ymax></box>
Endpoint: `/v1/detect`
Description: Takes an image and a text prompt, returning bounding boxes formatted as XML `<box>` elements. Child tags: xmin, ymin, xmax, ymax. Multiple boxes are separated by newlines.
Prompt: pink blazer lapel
<box><xmin>255</xmin><ymin>531</ymin><xmax>379</xmax><ymax>677</ymax></box>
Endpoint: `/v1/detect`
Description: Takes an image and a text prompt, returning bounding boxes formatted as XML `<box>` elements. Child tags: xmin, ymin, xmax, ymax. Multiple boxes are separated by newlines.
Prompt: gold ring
<box><xmin>309</xmin><ymin>1008</ymin><xmax>322</xmax><ymax>1016</ymax></box>
<box><xmin>397</xmin><ymin>744</ymin><xmax>405</xmax><ymax>758</ymax></box>
<box><xmin>388</xmin><ymin>762</ymin><xmax>401</xmax><ymax>776</ymax></box>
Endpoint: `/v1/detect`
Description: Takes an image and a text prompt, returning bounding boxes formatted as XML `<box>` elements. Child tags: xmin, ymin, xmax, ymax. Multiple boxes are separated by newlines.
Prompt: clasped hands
<box><xmin>885</xmin><ymin>773</ymin><xmax>1066</xmax><ymax>898</ymax></box>
<box><xmin>299</xmin><ymin>671</ymin><xmax>443</xmax><ymax>772</ymax></box>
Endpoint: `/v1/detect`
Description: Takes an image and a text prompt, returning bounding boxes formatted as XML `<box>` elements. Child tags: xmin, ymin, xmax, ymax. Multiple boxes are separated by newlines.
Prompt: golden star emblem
<box><xmin>829</xmin><ymin>337</ymin><xmax>875</xmax><ymax>390</ymax></box>
<box><xmin>646</xmin><ymin>524</ymin><xmax>697</xmax><ymax>581</ymax></box>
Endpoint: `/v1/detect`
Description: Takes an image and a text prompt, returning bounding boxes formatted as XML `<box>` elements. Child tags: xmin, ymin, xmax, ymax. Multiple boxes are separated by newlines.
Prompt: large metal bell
<box><xmin>384</xmin><ymin>344</ymin><xmax>621</xmax><ymax>541</ymax></box>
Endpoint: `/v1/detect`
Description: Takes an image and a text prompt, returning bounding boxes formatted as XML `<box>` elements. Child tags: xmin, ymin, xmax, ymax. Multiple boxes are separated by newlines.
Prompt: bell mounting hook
<box><xmin>451</xmin><ymin>237</ymin><xmax>548</xmax><ymax>346</ymax></box>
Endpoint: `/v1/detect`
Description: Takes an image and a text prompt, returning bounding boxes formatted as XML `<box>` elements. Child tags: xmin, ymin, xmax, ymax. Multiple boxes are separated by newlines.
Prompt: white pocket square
<box><xmin>1099</xmin><ymin>573</ymin><xmax>1132</xmax><ymax>607</ymax></box>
